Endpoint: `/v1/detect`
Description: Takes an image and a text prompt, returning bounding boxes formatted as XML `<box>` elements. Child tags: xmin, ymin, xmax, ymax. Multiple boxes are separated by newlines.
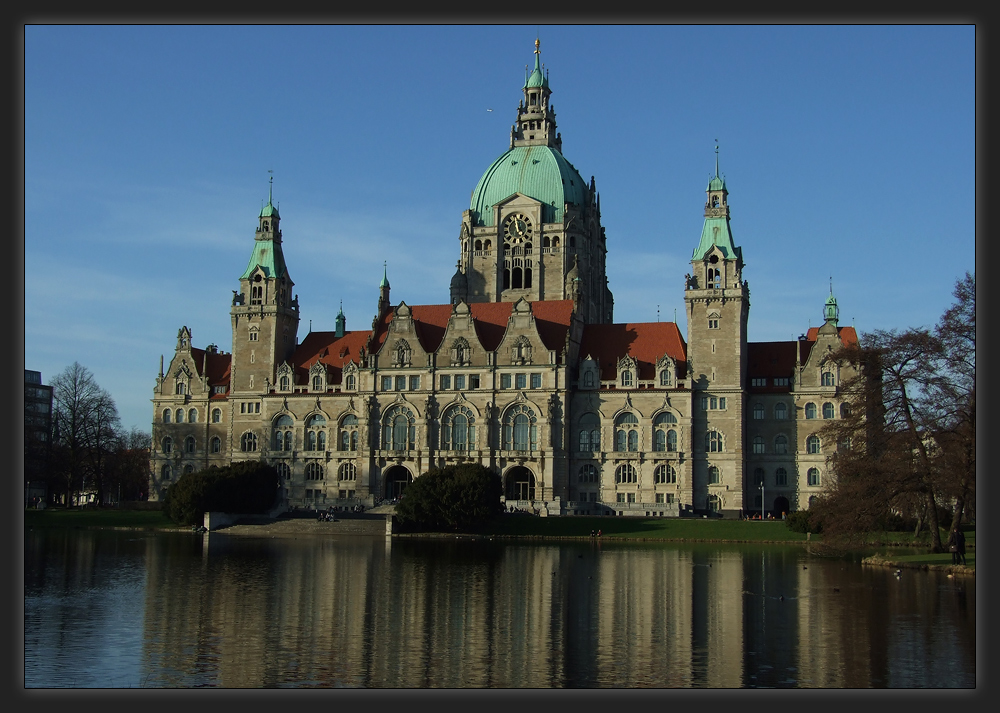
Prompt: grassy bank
<box><xmin>477</xmin><ymin>515</ymin><xmax>812</xmax><ymax>542</ymax></box>
<box><xmin>24</xmin><ymin>507</ymin><xmax>182</xmax><ymax>530</ymax></box>
<box><xmin>864</xmin><ymin>552</ymin><xmax>975</xmax><ymax>573</ymax></box>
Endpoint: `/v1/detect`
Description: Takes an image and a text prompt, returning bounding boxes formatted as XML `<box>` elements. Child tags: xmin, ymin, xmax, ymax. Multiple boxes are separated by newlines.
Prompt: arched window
<box><xmin>774</xmin><ymin>435</ymin><xmax>788</xmax><ymax>455</ymax></box>
<box><xmin>340</xmin><ymin>414</ymin><xmax>359</xmax><ymax>451</ymax></box>
<box><xmin>502</xmin><ymin>405</ymin><xmax>537</xmax><ymax>452</ymax></box>
<box><xmin>807</xmin><ymin>435</ymin><xmax>821</xmax><ymax>454</ymax></box>
<box><xmin>578</xmin><ymin>412</ymin><xmax>600</xmax><ymax>452</ymax></box>
<box><xmin>339</xmin><ymin>463</ymin><xmax>357</xmax><ymax>481</ymax></box>
<box><xmin>382</xmin><ymin>405</ymin><xmax>416</xmax><ymax>451</ymax></box>
<box><xmin>808</xmin><ymin>468</ymin><xmax>821</xmax><ymax>486</ymax></box>
<box><xmin>312</xmin><ymin>375</ymin><xmax>324</xmax><ymax>391</ymax></box>
<box><xmin>659</xmin><ymin>368</ymin><xmax>671</xmax><ymax>386</ymax></box>
<box><xmin>188</xmin><ymin>408</ymin><xmax>197</xmax><ymax>423</ymax></box>
<box><xmin>708</xmin><ymin>466</ymin><xmax>720</xmax><ymax>484</ymax></box>
<box><xmin>753</xmin><ymin>403</ymin><xmax>764</xmax><ymax>419</ymax></box>
<box><xmin>705</xmin><ymin>430</ymin><xmax>723</xmax><ymax>453</ymax></box>
<box><xmin>275</xmin><ymin>462</ymin><xmax>291</xmax><ymax>480</ymax></box>
<box><xmin>175</xmin><ymin>409</ymin><xmax>184</xmax><ymax>424</ymax></box>
<box><xmin>345</xmin><ymin>374</ymin><xmax>356</xmax><ymax>390</ymax></box>
<box><xmin>774</xmin><ymin>403</ymin><xmax>788</xmax><ymax>420</ymax></box>
<box><xmin>176</xmin><ymin>382</ymin><xmax>186</xmax><ymax>395</ymax></box>
<box><xmin>211</xmin><ymin>436</ymin><xmax>221</xmax><ymax>453</ymax></box>
<box><xmin>279</xmin><ymin>375</ymin><xmax>290</xmax><ymax>391</ymax></box>
<box><xmin>620</xmin><ymin>370</ymin><xmax>633</xmax><ymax>388</ymax></box>
<box><xmin>822</xmin><ymin>371</ymin><xmax>836</xmax><ymax>386</ymax></box>
<box><xmin>654</xmin><ymin>464</ymin><xmax>676</xmax><ymax>484</ymax></box>
<box><xmin>823</xmin><ymin>402</ymin><xmax>835</xmax><ymax>419</ymax></box>
<box><xmin>273</xmin><ymin>414</ymin><xmax>293</xmax><ymax>451</ymax></box>
<box><xmin>614</xmin><ymin>412</ymin><xmax>639</xmax><ymax>452</ymax></box>
<box><xmin>753</xmin><ymin>468</ymin><xmax>765</xmax><ymax>486</ymax></box>
<box><xmin>441</xmin><ymin>405</ymin><xmax>476</xmax><ymax>451</ymax></box>
<box><xmin>305</xmin><ymin>462</ymin><xmax>324</xmax><ymax>481</ymax></box>
<box><xmin>306</xmin><ymin>414</ymin><xmax>327</xmax><ymax>452</ymax></box>
<box><xmin>161</xmin><ymin>465</ymin><xmax>171</xmax><ymax>481</ymax></box>
<box><xmin>775</xmin><ymin>467</ymin><xmax>788</xmax><ymax>486</ymax></box>
<box><xmin>184</xmin><ymin>436</ymin><xmax>195</xmax><ymax>454</ymax></box>
<box><xmin>652</xmin><ymin>412</ymin><xmax>677</xmax><ymax>451</ymax></box>
<box><xmin>578</xmin><ymin>464</ymin><xmax>598</xmax><ymax>483</ymax></box>
<box><xmin>212</xmin><ymin>408</ymin><xmax>222</xmax><ymax>423</ymax></box>
<box><xmin>162</xmin><ymin>437</ymin><xmax>173</xmax><ymax>454</ymax></box>
<box><xmin>707</xmin><ymin>494</ymin><xmax>721</xmax><ymax>512</ymax></box>
<box><xmin>615</xmin><ymin>463</ymin><xmax>637</xmax><ymax>484</ymax></box>
<box><xmin>162</xmin><ymin>409</ymin><xmax>171</xmax><ymax>424</ymax></box>
<box><xmin>240</xmin><ymin>432</ymin><xmax>258</xmax><ymax>452</ymax></box>
<box><xmin>805</xmin><ymin>403</ymin><xmax>817</xmax><ymax>419</ymax></box>
<box><xmin>752</xmin><ymin>436</ymin><xmax>765</xmax><ymax>454</ymax></box>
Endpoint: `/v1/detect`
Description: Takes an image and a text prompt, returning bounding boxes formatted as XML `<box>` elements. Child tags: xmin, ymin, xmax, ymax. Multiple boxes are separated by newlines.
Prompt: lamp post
<box><xmin>760</xmin><ymin>482</ymin><xmax>765</xmax><ymax>521</ymax></box>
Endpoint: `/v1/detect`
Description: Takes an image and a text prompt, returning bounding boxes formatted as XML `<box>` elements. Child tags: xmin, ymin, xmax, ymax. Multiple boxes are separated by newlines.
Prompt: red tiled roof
<box><xmin>806</xmin><ymin>325</ymin><xmax>859</xmax><ymax>347</ymax></box>
<box><xmin>190</xmin><ymin>348</ymin><xmax>231</xmax><ymax>386</ymax></box>
<box><xmin>747</xmin><ymin>341</ymin><xmax>798</xmax><ymax>385</ymax></box>
<box><xmin>578</xmin><ymin>322</ymin><xmax>687</xmax><ymax>381</ymax></box>
<box><xmin>291</xmin><ymin>330</ymin><xmax>371</xmax><ymax>385</ymax></box>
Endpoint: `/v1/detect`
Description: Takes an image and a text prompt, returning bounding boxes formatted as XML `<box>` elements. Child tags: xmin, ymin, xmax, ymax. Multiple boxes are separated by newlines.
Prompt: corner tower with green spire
<box><xmin>230</xmin><ymin>176</ymin><xmax>300</xmax><ymax>402</ymax></box>
<box><xmin>684</xmin><ymin>147</ymin><xmax>750</xmax><ymax>512</ymax></box>
<box><xmin>454</xmin><ymin>39</ymin><xmax>613</xmax><ymax>324</ymax></box>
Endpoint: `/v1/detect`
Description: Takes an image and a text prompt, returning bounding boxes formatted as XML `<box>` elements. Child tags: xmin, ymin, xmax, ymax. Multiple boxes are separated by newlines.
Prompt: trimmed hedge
<box><xmin>163</xmin><ymin>462</ymin><xmax>280</xmax><ymax>525</ymax></box>
<box><xmin>394</xmin><ymin>464</ymin><xmax>503</xmax><ymax>532</ymax></box>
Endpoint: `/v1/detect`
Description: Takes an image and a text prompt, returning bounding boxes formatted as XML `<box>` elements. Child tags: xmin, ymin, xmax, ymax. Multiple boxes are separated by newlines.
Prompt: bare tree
<box><xmin>109</xmin><ymin>427</ymin><xmax>152</xmax><ymax>503</ymax></box>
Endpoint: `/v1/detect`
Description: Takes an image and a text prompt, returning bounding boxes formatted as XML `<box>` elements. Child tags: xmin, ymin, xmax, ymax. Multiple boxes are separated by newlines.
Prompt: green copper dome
<box><xmin>259</xmin><ymin>201</ymin><xmax>279</xmax><ymax>219</ymax></box>
<box><xmin>707</xmin><ymin>175</ymin><xmax>726</xmax><ymax>191</ymax></box>
<box><xmin>470</xmin><ymin>145</ymin><xmax>587</xmax><ymax>226</ymax></box>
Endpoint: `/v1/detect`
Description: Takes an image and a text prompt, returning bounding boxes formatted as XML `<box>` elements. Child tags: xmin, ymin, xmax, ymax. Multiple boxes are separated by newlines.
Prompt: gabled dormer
<box><xmin>578</xmin><ymin>355</ymin><xmax>600</xmax><ymax>389</ymax></box>
<box><xmin>616</xmin><ymin>355</ymin><xmax>638</xmax><ymax>389</ymax></box>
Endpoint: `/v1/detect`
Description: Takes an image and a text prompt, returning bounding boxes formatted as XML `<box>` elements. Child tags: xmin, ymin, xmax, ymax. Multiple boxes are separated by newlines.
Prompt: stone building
<box><xmin>149</xmin><ymin>41</ymin><xmax>857</xmax><ymax>517</ymax></box>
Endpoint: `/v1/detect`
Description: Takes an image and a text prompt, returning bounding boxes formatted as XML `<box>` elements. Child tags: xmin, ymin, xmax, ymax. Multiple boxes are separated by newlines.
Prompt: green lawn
<box><xmin>24</xmin><ymin>508</ymin><xmax>182</xmax><ymax>530</ymax></box>
<box><xmin>480</xmin><ymin>515</ymin><xmax>812</xmax><ymax>542</ymax></box>
<box><xmin>889</xmin><ymin>551</ymin><xmax>975</xmax><ymax>570</ymax></box>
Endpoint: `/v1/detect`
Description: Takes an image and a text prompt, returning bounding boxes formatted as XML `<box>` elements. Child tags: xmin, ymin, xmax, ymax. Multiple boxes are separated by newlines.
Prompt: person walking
<box><xmin>947</xmin><ymin>527</ymin><xmax>965</xmax><ymax>565</ymax></box>
<box><xmin>955</xmin><ymin>528</ymin><xmax>967</xmax><ymax>565</ymax></box>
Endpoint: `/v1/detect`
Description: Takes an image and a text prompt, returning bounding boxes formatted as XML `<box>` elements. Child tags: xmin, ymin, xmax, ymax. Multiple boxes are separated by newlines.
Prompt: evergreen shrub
<box><xmin>394</xmin><ymin>464</ymin><xmax>503</xmax><ymax>532</ymax></box>
<box><xmin>164</xmin><ymin>462</ymin><xmax>280</xmax><ymax>525</ymax></box>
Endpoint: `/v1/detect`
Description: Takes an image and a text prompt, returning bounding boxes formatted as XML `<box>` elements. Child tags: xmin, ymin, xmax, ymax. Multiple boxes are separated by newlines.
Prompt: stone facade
<box><xmin>149</xmin><ymin>42</ymin><xmax>858</xmax><ymax>518</ymax></box>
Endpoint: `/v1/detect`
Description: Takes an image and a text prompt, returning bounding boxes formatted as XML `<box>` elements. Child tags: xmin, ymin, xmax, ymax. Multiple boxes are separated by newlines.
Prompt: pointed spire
<box><xmin>380</xmin><ymin>261</ymin><xmax>390</xmax><ymax>289</ymax></box>
<box><xmin>335</xmin><ymin>300</ymin><xmax>346</xmax><ymax>338</ymax></box>
<box><xmin>824</xmin><ymin>278</ymin><xmax>840</xmax><ymax>324</ymax></box>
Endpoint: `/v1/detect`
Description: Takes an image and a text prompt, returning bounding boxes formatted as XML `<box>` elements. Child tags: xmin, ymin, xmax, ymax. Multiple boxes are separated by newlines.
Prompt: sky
<box><xmin>24</xmin><ymin>24</ymin><xmax>976</xmax><ymax>432</ymax></box>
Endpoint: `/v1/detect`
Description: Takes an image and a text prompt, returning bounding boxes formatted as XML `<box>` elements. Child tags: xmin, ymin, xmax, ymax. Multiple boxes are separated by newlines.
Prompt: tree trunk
<box><xmin>925</xmin><ymin>489</ymin><xmax>944</xmax><ymax>552</ymax></box>
<box><xmin>949</xmin><ymin>497</ymin><xmax>965</xmax><ymax>532</ymax></box>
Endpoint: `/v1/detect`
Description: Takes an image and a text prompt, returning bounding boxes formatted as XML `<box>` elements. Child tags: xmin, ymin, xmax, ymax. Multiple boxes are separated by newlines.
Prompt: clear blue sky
<box><xmin>24</xmin><ymin>24</ymin><xmax>976</xmax><ymax>432</ymax></box>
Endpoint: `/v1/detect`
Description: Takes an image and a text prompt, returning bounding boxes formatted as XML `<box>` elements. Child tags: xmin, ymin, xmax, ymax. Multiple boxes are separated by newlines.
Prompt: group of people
<box><xmin>316</xmin><ymin>504</ymin><xmax>367</xmax><ymax>522</ymax></box>
<box><xmin>590</xmin><ymin>529</ymin><xmax>602</xmax><ymax>538</ymax></box>
<box><xmin>506</xmin><ymin>505</ymin><xmax>537</xmax><ymax>515</ymax></box>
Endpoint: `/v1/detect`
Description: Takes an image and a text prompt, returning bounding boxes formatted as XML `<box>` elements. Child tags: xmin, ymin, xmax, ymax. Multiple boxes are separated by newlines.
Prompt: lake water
<box><xmin>23</xmin><ymin>528</ymin><xmax>976</xmax><ymax>688</ymax></box>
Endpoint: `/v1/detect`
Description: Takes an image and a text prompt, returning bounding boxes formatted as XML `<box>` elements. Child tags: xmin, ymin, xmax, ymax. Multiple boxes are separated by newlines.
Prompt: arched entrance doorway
<box><xmin>383</xmin><ymin>465</ymin><xmax>412</xmax><ymax>501</ymax></box>
<box><xmin>504</xmin><ymin>466</ymin><xmax>535</xmax><ymax>501</ymax></box>
<box><xmin>773</xmin><ymin>496</ymin><xmax>790</xmax><ymax>518</ymax></box>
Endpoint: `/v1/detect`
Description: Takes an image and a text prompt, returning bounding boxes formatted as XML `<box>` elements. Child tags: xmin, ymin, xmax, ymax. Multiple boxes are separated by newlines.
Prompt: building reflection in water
<box><xmin>136</xmin><ymin>534</ymin><xmax>975</xmax><ymax>688</ymax></box>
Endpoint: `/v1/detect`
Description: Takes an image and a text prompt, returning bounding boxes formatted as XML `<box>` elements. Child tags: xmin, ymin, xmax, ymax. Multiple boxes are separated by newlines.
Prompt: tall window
<box><xmin>705</xmin><ymin>430</ymin><xmax>723</xmax><ymax>453</ymax></box>
<box><xmin>752</xmin><ymin>436</ymin><xmax>765</xmax><ymax>454</ymax></box>
<box><xmin>441</xmin><ymin>406</ymin><xmax>476</xmax><ymax>451</ymax></box>
<box><xmin>279</xmin><ymin>375</ymin><xmax>290</xmax><ymax>391</ymax></box>
<box><xmin>615</xmin><ymin>412</ymin><xmax>639</xmax><ymax>452</ymax></box>
<box><xmin>184</xmin><ymin>436</ymin><xmax>195</xmax><ymax>454</ymax></box>
<box><xmin>212</xmin><ymin>408</ymin><xmax>222</xmax><ymax>423</ymax></box>
<box><xmin>775</xmin><ymin>467</ymin><xmax>788</xmax><ymax>486</ymax></box>
<box><xmin>807</xmin><ymin>435</ymin><xmax>821</xmax><ymax>454</ymax></box>
<box><xmin>579</xmin><ymin>464</ymin><xmax>598</xmax><ymax>483</ymax></box>
<box><xmin>275</xmin><ymin>462</ymin><xmax>290</xmax><ymax>480</ymax></box>
<box><xmin>805</xmin><ymin>403</ymin><xmax>817</xmax><ymax>419</ymax></box>
<box><xmin>340</xmin><ymin>414</ymin><xmax>359</xmax><ymax>451</ymax></box>
<box><xmin>753</xmin><ymin>403</ymin><xmax>764</xmax><ymax>420</ymax></box>
<box><xmin>176</xmin><ymin>383</ymin><xmax>186</xmax><ymax>395</ymax></box>
<box><xmin>774</xmin><ymin>435</ymin><xmax>789</xmax><ymax>455</ymax></box>
<box><xmin>306</xmin><ymin>414</ymin><xmax>327</xmax><ymax>451</ymax></box>
<box><xmin>823</xmin><ymin>402</ymin><xmax>835</xmax><ymax>419</ymax></box>
<box><xmin>162</xmin><ymin>437</ymin><xmax>173</xmax><ymax>454</ymax></box>
<box><xmin>211</xmin><ymin>436</ymin><xmax>222</xmax><ymax>453</ymax></box>
<box><xmin>502</xmin><ymin>405</ymin><xmax>537</xmax><ymax>452</ymax></box>
<box><xmin>313</xmin><ymin>375</ymin><xmax>324</xmax><ymax>391</ymax></box>
<box><xmin>653</xmin><ymin>412</ymin><xmax>678</xmax><ymax>451</ymax></box>
<box><xmin>807</xmin><ymin>468</ymin><xmax>821</xmax><ymax>486</ymax></box>
<box><xmin>339</xmin><ymin>463</ymin><xmax>357</xmax><ymax>481</ymax></box>
<box><xmin>578</xmin><ymin>412</ymin><xmax>600</xmax><ymax>452</ymax></box>
<box><xmin>821</xmin><ymin>371</ymin><xmax>836</xmax><ymax>386</ymax></box>
<box><xmin>620</xmin><ymin>370</ymin><xmax>633</xmax><ymax>387</ymax></box>
<box><xmin>615</xmin><ymin>463</ymin><xmax>638</xmax><ymax>484</ymax></box>
<box><xmin>659</xmin><ymin>368</ymin><xmax>671</xmax><ymax>386</ymax></box>
<box><xmin>162</xmin><ymin>409</ymin><xmax>171</xmax><ymax>424</ymax></box>
<box><xmin>707</xmin><ymin>494</ymin><xmax>721</xmax><ymax>512</ymax></box>
<box><xmin>345</xmin><ymin>374</ymin><xmax>356</xmax><ymax>390</ymax></box>
<box><xmin>382</xmin><ymin>405</ymin><xmax>416</xmax><ymax>451</ymax></box>
<box><xmin>774</xmin><ymin>403</ymin><xmax>787</xmax><ymax>420</ymax></box>
<box><xmin>161</xmin><ymin>465</ymin><xmax>171</xmax><ymax>481</ymax></box>
<box><xmin>188</xmin><ymin>408</ymin><xmax>197</xmax><ymax>423</ymax></box>
<box><xmin>305</xmin><ymin>463</ymin><xmax>324</xmax><ymax>481</ymax></box>
<box><xmin>240</xmin><ymin>432</ymin><xmax>258</xmax><ymax>452</ymax></box>
<box><xmin>273</xmin><ymin>414</ymin><xmax>293</xmax><ymax>451</ymax></box>
<box><xmin>176</xmin><ymin>409</ymin><xmax>184</xmax><ymax>423</ymax></box>
<box><xmin>654</xmin><ymin>464</ymin><xmax>676</xmax><ymax>484</ymax></box>
<box><xmin>708</xmin><ymin>466</ymin><xmax>720</xmax><ymax>484</ymax></box>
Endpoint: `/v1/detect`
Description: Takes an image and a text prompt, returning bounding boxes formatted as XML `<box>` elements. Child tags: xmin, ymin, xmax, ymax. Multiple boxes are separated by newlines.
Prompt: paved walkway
<box><xmin>214</xmin><ymin>514</ymin><xmax>389</xmax><ymax>538</ymax></box>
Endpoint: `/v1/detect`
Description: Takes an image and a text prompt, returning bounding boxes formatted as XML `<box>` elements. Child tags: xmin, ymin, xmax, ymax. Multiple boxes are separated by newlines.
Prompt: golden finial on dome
<box><xmin>535</xmin><ymin>38</ymin><xmax>540</xmax><ymax>54</ymax></box>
